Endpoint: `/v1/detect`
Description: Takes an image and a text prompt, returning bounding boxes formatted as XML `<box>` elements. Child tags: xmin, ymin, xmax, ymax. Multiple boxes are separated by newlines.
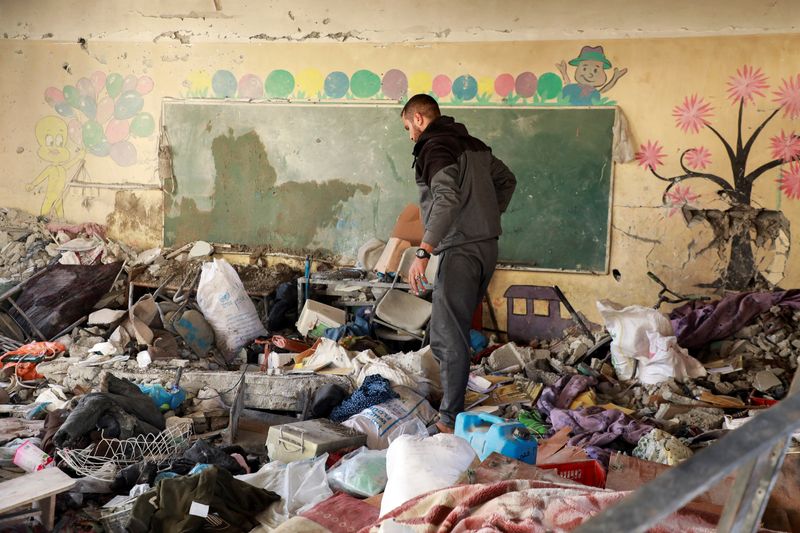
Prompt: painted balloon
<box><xmin>478</xmin><ymin>77</ymin><xmax>494</xmax><ymax>98</ymax></box>
<box><xmin>452</xmin><ymin>75</ymin><xmax>477</xmax><ymax>101</ymax></box>
<box><xmin>77</xmin><ymin>95</ymin><xmax>97</xmax><ymax>119</ymax></box>
<box><xmin>409</xmin><ymin>72</ymin><xmax>433</xmax><ymax>95</ymax></box>
<box><xmin>381</xmin><ymin>69</ymin><xmax>408</xmax><ymax>100</ymax></box>
<box><xmin>68</xmin><ymin>119</ymin><xmax>82</xmax><ymax>144</ymax></box>
<box><xmin>265</xmin><ymin>70</ymin><xmax>295</xmax><ymax>98</ymax></box>
<box><xmin>136</xmin><ymin>76</ymin><xmax>154</xmax><ymax>96</ymax></box>
<box><xmin>55</xmin><ymin>103</ymin><xmax>74</xmax><ymax>117</ymax></box>
<box><xmin>324</xmin><ymin>71</ymin><xmax>349</xmax><ymax>98</ymax></box>
<box><xmin>88</xmin><ymin>141</ymin><xmax>110</xmax><ymax>157</ymax></box>
<box><xmin>432</xmin><ymin>75</ymin><xmax>451</xmax><ymax>98</ymax></box>
<box><xmin>63</xmin><ymin>85</ymin><xmax>80</xmax><ymax>108</ymax></box>
<box><xmin>515</xmin><ymin>72</ymin><xmax>538</xmax><ymax>98</ymax></box>
<box><xmin>237</xmin><ymin>74</ymin><xmax>263</xmax><ymax>99</ymax></box>
<box><xmin>105</xmin><ymin>118</ymin><xmax>129</xmax><ymax>144</ymax></box>
<box><xmin>76</xmin><ymin>77</ymin><xmax>95</xmax><ymax>99</ymax></box>
<box><xmin>110</xmin><ymin>141</ymin><xmax>137</xmax><ymax>166</ymax></box>
<box><xmin>44</xmin><ymin>87</ymin><xmax>65</xmax><ymax>106</ymax></box>
<box><xmin>494</xmin><ymin>74</ymin><xmax>515</xmax><ymax>97</ymax></box>
<box><xmin>296</xmin><ymin>69</ymin><xmax>324</xmax><ymax>97</ymax></box>
<box><xmin>130</xmin><ymin>112</ymin><xmax>155</xmax><ymax>137</ymax></box>
<box><xmin>537</xmin><ymin>72</ymin><xmax>563</xmax><ymax>100</ymax></box>
<box><xmin>90</xmin><ymin>71</ymin><xmax>106</xmax><ymax>92</ymax></box>
<box><xmin>82</xmin><ymin>121</ymin><xmax>104</xmax><ymax>147</ymax></box>
<box><xmin>350</xmin><ymin>70</ymin><xmax>381</xmax><ymax>98</ymax></box>
<box><xmin>106</xmin><ymin>73</ymin><xmax>123</xmax><ymax>98</ymax></box>
<box><xmin>212</xmin><ymin>70</ymin><xmax>237</xmax><ymax>98</ymax></box>
<box><xmin>122</xmin><ymin>75</ymin><xmax>138</xmax><ymax>94</ymax></box>
<box><xmin>96</xmin><ymin>97</ymin><xmax>114</xmax><ymax>123</ymax></box>
<box><xmin>114</xmin><ymin>91</ymin><xmax>144</xmax><ymax>120</ymax></box>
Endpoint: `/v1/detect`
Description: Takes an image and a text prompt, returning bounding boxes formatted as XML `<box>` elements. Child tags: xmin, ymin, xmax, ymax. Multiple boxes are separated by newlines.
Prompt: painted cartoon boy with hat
<box><xmin>557</xmin><ymin>45</ymin><xmax>627</xmax><ymax>105</ymax></box>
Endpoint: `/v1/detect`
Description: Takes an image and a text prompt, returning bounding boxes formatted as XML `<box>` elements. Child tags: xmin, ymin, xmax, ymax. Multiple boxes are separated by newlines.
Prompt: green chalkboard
<box><xmin>162</xmin><ymin>101</ymin><xmax>614</xmax><ymax>272</ymax></box>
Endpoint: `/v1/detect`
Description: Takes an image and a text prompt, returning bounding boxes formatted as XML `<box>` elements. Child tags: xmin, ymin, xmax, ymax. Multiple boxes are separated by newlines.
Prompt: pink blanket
<box><xmin>360</xmin><ymin>479</ymin><xmax>718</xmax><ymax>532</ymax></box>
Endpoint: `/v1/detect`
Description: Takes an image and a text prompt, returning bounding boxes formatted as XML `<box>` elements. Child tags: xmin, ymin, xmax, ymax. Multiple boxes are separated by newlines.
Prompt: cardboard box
<box><xmin>373</xmin><ymin>237</ymin><xmax>411</xmax><ymax>274</ymax></box>
<box><xmin>391</xmin><ymin>204</ymin><xmax>424</xmax><ymax>245</ymax></box>
<box><xmin>296</xmin><ymin>300</ymin><xmax>346</xmax><ymax>337</ymax></box>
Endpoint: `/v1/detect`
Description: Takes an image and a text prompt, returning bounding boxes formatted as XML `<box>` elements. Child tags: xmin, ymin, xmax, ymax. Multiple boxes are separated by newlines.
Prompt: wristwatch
<box><xmin>415</xmin><ymin>248</ymin><xmax>431</xmax><ymax>260</ymax></box>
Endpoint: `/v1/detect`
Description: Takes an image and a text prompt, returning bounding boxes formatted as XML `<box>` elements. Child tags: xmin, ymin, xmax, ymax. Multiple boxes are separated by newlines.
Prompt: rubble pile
<box><xmin>0</xmin><ymin>208</ymin><xmax>797</xmax><ymax>532</ymax></box>
<box><xmin>0</xmin><ymin>208</ymin><xmax>54</xmax><ymax>282</ymax></box>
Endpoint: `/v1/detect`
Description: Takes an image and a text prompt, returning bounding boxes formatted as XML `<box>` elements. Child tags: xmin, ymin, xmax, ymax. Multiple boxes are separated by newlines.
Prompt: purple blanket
<box><xmin>670</xmin><ymin>289</ymin><xmax>800</xmax><ymax>350</ymax></box>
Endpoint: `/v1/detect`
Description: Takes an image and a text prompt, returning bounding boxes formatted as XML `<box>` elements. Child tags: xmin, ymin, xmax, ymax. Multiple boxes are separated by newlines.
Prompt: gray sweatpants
<box><xmin>430</xmin><ymin>238</ymin><xmax>498</xmax><ymax>427</ymax></box>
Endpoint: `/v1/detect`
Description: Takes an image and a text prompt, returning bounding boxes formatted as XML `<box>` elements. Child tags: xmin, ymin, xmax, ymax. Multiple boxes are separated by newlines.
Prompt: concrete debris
<box><xmin>632</xmin><ymin>428</ymin><xmax>693</xmax><ymax>466</ymax></box>
<box><xmin>0</xmin><ymin>207</ymin><xmax>797</xmax><ymax>531</ymax></box>
<box><xmin>87</xmin><ymin>308</ymin><xmax>127</xmax><ymax>326</ymax></box>
<box><xmin>188</xmin><ymin>240</ymin><xmax>214</xmax><ymax>258</ymax></box>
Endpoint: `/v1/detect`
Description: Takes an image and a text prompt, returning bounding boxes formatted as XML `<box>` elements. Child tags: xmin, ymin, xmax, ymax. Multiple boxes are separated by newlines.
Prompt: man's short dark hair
<box><xmin>401</xmin><ymin>94</ymin><xmax>441</xmax><ymax>120</ymax></box>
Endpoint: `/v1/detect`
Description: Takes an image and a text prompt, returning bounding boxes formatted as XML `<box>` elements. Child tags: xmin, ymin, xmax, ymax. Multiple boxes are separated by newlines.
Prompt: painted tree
<box><xmin>636</xmin><ymin>67</ymin><xmax>800</xmax><ymax>290</ymax></box>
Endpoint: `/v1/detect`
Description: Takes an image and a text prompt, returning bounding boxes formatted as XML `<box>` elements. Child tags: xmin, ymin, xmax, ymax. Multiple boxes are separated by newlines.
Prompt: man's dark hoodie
<box><xmin>413</xmin><ymin>115</ymin><xmax>516</xmax><ymax>253</ymax></box>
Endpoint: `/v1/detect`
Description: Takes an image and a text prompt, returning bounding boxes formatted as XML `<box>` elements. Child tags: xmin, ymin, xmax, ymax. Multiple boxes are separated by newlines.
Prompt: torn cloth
<box><xmin>671</xmin><ymin>290</ymin><xmax>800</xmax><ymax>350</ymax></box>
<box><xmin>536</xmin><ymin>374</ymin><xmax>597</xmax><ymax>416</ymax></box>
<box><xmin>549</xmin><ymin>406</ymin><xmax>654</xmax><ymax>450</ymax></box>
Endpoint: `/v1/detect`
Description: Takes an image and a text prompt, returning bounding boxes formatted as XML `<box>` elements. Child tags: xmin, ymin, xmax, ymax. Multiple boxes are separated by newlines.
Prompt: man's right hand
<box><xmin>408</xmin><ymin>257</ymin><xmax>429</xmax><ymax>295</ymax></box>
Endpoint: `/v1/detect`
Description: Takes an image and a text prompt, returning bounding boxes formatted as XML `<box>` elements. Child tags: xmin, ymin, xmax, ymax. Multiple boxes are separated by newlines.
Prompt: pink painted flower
<box><xmin>726</xmin><ymin>65</ymin><xmax>769</xmax><ymax>105</ymax></box>
<box><xmin>672</xmin><ymin>94</ymin><xmax>714</xmax><ymax>134</ymax></box>
<box><xmin>635</xmin><ymin>140</ymin><xmax>666</xmax><ymax>170</ymax></box>
<box><xmin>774</xmin><ymin>74</ymin><xmax>800</xmax><ymax>119</ymax></box>
<box><xmin>685</xmin><ymin>146</ymin><xmax>712</xmax><ymax>170</ymax></box>
<box><xmin>778</xmin><ymin>161</ymin><xmax>800</xmax><ymax>200</ymax></box>
<box><xmin>665</xmin><ymin>185</ymin><xmax>700</xmax><ymax>216</ymax></box>
<box><xmin>770</xmin><ymin>130</ymin><xmax>800</xmax><ymax>162</ymax></box>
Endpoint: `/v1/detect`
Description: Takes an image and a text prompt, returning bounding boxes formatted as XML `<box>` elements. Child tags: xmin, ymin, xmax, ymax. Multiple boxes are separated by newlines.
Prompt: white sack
<box><xmin>197</xmin><ymin>259</ymin><xmax>266</xmax><ymax>358</ymax></box>
<box><xmin>641</xmin><ymin>332</ymin><xmax>707</xmax><ymax>385</ymax></box>
<box><xmin>380</xmin><ymin>433</ymin><xmax>477</xmax><ymax>517</ymax></box>
<box><xmin>596</xmin><ymin>300</ymin><xmax>674</xmax><ymax>381</ymax></box>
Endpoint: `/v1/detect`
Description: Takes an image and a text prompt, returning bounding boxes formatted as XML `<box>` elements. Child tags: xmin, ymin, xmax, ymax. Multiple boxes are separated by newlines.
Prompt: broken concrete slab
<box><xmin>87</xmin><ymin>308</ymin><xmax>127</xmax><ymax>326</ymax></box>
<box><xmin>487</xmin><ymin>343</ymin><xmax>535</xmax><ymax>371</ymax></box>
<box><xmin>189</xmin><ymin>241</ymin><xmax>214</xmax><ymax>258</ymax></box>
<box><xmin>106</xmin><ymin>369</ymin><xmax>353</xmax><ymax>412</ymax></box>
<box><xmin>754</xmin><ymin>370</ymin><xmax>782</xmax><ymax>392</ymax></box>
<box><xmin>134</xmin><ymin>247</ymin><xmax>162</xmax><ymax>266</ymax></box>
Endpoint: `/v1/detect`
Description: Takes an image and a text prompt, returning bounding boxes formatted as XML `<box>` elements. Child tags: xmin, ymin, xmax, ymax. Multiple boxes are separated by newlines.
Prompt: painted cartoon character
<box><xmin>557</xmin><ymin>45</ymin><xmax>627</xmax><ymax>105</ymax></box>
<box><xmin>27</xmin><ymin>116</ymin><xmax>84</xmax><ymax>218</ymax></box>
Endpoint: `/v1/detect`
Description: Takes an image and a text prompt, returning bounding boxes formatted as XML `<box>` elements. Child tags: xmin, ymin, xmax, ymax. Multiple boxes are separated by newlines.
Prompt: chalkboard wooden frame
<box><xmin>161</xmin><ymin>99</ymin><xmax>616</xmax><ymax>273</ymax></box>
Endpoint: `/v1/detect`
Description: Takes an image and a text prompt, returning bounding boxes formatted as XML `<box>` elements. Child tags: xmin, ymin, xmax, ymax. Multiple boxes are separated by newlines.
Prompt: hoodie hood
<box><xmin>412</xmin><ymin>116</ymin><xmax>470</xmax><ymax>157</ymax></box>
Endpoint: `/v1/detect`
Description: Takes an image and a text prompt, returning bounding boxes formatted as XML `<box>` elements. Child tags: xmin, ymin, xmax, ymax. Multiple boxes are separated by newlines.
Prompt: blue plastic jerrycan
<box><xmin>455</xmin><ymin>412</ymin><xmax>538</xmax><ymax>464</ymax></box>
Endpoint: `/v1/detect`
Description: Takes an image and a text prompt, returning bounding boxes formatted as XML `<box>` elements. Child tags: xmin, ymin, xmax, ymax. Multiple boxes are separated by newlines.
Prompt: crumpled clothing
<box><xmin>310</xmin><ymin>384</ymin><xmax>349</xmax><ymax>419</ymax></box>
<box><xmin>536</xmin><ymin>374</ymin><xmax>597</xmax><ymax>416</ymax></box>
<box><xmin>54</xmin><ymin>375</ymin><xmax>165</xmax><ymax>449</ymax></box>
<box><xmin>671</xmin><ymin>289</ymin><xmax>800</xmax><ymax>350</ymax></box>
<box><xmin>127</xmin><ymin>466</ymin><xmax>279</xmax><ymax>533</ymax></box>
<box><xmin>330</xmin><ymin>375</ymin><xmax>398</xmax><ymax>423</ymax></box>
<box><xmin>182</xmin><ymin>439</ymin><xmax>246</xmax><ymax>476</ymax></box>
<box><xmin>549</xmin><ymin>406</ymin><xmax>654</xmax><ymax>450</ymax></box>
<box><xmin>325</xmin><ymin>307</ymin><xmax>372</xmax><ymax>341</ymax></box>
<box><xmin>267</xmin><ymin>281</ymin><xmax>298</xmax><ymax>331</ymax></box>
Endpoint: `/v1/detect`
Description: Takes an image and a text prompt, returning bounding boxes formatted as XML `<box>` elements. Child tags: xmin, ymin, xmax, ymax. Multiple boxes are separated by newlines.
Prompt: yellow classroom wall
<box><xmin>1</xmin><ymin>32</ymin><xmax>799</xmax><ymax>326</ymax></box>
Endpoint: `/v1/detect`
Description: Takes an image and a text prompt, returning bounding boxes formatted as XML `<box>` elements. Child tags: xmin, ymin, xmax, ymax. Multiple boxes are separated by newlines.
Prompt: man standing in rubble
<box><xmin>401</xmin><ymin>94</ymin><xmax>517</xmax><ymax>433</ymax></box>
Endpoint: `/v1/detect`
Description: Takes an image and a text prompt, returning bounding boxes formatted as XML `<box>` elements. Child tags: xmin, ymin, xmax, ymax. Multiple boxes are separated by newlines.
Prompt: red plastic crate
<box><xmin>537</xmin><ymin>460</ymin><xmax>606</xmax><ymax>488</ymax></box>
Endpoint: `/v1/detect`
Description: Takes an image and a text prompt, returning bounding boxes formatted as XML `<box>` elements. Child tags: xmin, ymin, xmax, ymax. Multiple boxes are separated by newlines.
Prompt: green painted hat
<box><xmin>569</xmin><ymin>45</ymin><xmax>612</xmax><ymax>69</ymax></box>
